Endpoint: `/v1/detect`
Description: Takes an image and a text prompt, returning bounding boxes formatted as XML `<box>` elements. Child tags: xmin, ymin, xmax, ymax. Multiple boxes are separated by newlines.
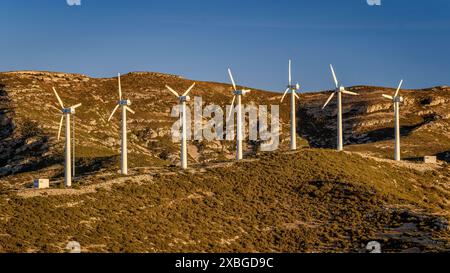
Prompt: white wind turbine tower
<box><xmin>165</xmin><ymin>82</ymin><xmax>196</xmax><ymax>169</ymax></box>
<box><xmin>53</xmin><ymin>87</ymin><xmax>82</xmax><ymax>187</ymax></box>
<box><xmin>108</xmin><ymin>73</ymin><xmax>136</xmax><ymax>175</ymax></box>
<box><xmin>280</xmin><ymin>60</ymin><xmax>301</xmax><ymax>150</ymax></box>
<box><xmin>382</xmin><ymin>80</ymin><xmax>404</xmax><ymax>161</ymax></box>
<box><xmin>322</xmin><ymin>65</ymin><xmax>359</xmax><ymax>151</ymax></box>
<box><xmin>227</xmin><ymin>68</ymin><xmax>251</xmax><ymax>160</ymax></box>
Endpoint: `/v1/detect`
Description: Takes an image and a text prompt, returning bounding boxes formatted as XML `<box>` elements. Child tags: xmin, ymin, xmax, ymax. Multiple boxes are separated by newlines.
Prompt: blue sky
<box><xmin>1</xmin><ymin>0</ymin><xmax>449</xmax><ymax>92</ymax></box>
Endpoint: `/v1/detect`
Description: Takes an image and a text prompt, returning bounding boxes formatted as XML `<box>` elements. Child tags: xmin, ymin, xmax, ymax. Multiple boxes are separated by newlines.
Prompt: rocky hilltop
<box><xmin>1</xmin><ymin>71</ymin><xmax>449</xmax><ymax>179</ymax></box>
<box><xmin>0</xmin><ymin>71</ymin><xmax>294</xmax><ymax>179</ymax></box>
<box><xmin>298</xmin><ymin>85</ymin><xmax>450</xmax><ymax>161</ymax></box>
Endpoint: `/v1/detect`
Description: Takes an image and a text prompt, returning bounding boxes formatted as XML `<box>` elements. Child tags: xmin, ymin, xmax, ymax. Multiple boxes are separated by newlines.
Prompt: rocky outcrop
<box><xmin>298</xmin><ymin>86</ymin><xmax>450</xmax><ymax>153</ymax></box>
<box><xmin>0</xmin><ymin>71</ymin><xmax>448</xmax><ymax>178</ymax></box>
<box><xmin>0</xmin><ymin>71</ymin><xmax>294</xmax><ymax>177</ymax></box>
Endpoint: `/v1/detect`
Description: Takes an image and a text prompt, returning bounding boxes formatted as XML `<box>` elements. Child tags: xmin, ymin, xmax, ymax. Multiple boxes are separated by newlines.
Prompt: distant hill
<box><xmin>0</xmin><ymin>71</ymin><xmax>298</xmax><ymax>179</ymax></box>
<box><xmin>1</xmin><ymin>71</ymin><xmax>449</xmax><ymax>179</ymax></box>
<box><xmin>298</xmin><ymin>85</ymin><xmax>450</xmax><ymax>161</ymax></box>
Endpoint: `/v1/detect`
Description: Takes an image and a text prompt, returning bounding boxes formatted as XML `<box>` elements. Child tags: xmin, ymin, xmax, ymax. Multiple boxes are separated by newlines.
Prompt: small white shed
<box><xmin>34</xmin><ymin>179</ymin><xmax>50</xmax><ymax>189</ymax></box>
<box><xmin>423</xmin><ymin>156</ymin><xmax>437</xmax><ymax>164</ymax></box>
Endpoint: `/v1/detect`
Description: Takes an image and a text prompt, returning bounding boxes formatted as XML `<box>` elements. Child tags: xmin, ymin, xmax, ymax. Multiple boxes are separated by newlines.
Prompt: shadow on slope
<box><xmin>298</xmin><ymin>102</ymin><xmax>437</xmax><ymax>148</ymax></box>
<box><xmin>51</xmin><ymin>155</ymin><xmax>120</xmax><ymax>180</ymax></box>
<box><xmin>0</xmin><ymin>84</ymin><xmax>61</xmax><ymax>178</ymax></box>
<box><xmin>436</xmin><ymin>151</ymin><xmax>450</xmax><ymax>163</ymax></box>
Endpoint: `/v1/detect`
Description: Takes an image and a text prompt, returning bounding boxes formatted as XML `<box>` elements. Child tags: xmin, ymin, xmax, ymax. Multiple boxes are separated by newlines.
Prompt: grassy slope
<box><xmin>0</xmin><ymin>149</ymin><xmax>448</xmax><ymax>253</ymax></box>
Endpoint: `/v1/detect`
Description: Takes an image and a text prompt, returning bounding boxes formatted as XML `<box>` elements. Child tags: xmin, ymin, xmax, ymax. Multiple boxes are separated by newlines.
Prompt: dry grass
<box><xmin>0</xmin><ymin>149</ymin><xmax>448</xmax><ymax>253</ymax></box>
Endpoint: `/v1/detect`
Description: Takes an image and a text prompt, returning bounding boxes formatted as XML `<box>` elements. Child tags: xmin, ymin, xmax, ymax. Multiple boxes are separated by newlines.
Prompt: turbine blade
<box><xmin>322</xmin><ymin>92</ymin><xmax>335</xmax><ymax>109</ymax></box>
<box><xmin>288</xmin><ymin>60</ymin><xmax>292</xmax><ymax>86</ymax></box>
<box><xmin>71</xmin><ymin>103</ymin><xmax>82</xmax><ymax>109</ymax></box>
<box><xmin>166</xmin><ymin>85</ymin><xmax>180</xmax><ymax>97</ymax></box>
<box><xmin>280</xmin><ymin>87</ymin><xmax>290</xmax><ymax>103</ymax></box>
<box><xmin>57</xmin><ymin>115</ymin><xmax>64</xmax><ymax>141</ymax></box>
<box><xmin>330</xmin><ymin>64</ymin><xmax>339</xmax><ymax>88</ymax></box>
<box><xmin>183</xmin><ymin>82</ymin><xmax>196</xmax><ymax>97</ymax></box>
<box><xmin>126</xmin><ymin>106</ymin><xmax>136</xmax><ymax>114</ymax></box>
<box><xmin>382</xmin><ymin>94</ymin><xmax>394</xmax><ymax>100</ymax></box>
<box><xmin>394</xmin><ymin>79</ymin><xmax>403</xmax><ymax>97</ymax></box>
<box><xmin>342</xmin><ymin>90</ymin><xmax>359</xmax><ymax>96</ymax></box>
<box><xmin>228</xmin><ymin>95</ymin><xmax>236</xmax><ymax>120</ymax></box>
<box><xmin>108</xmin><ymin>104</ymin><xmax>120</xmax><ymax>122</ymax></box>
<box><xmin>118</xmin><ymin>73</ymin><xmax>122</xmax><ymax>100</ymax></box>
<box><xmin>228</xmin><ymin>68</ymin><xmax>237</xmax><ymax>91</ymax></box>
<box><xmin>295</xmin><ymin>92</ymin><xmax>300</xmax><ymax>100</ymax></box>
<box><xmin>52</xmin><ymin>87</ymin><xmax>64</xmax><ymax>108</ymax></box>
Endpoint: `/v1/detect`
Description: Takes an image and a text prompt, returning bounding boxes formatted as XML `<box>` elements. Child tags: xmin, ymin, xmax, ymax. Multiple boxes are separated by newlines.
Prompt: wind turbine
<box><xmin>227</xmin><ymin>68</ymin><xmax>251</xmax><ymax>160</ymax></box>
<box><xmin>280</xmin><ymin>60</ymin><xmax>301</xmax><ymax>150</ymax></box>
<box><xmin>108</xmin><ymin>73</ymin><xmax>136</xmax><ymax>175</ymax></box>
<box><xmin>322</xmin><ymin>65</ymin><xmax>359</xmax><ymax>151</ymax></box>
<box><xmin>165</xmin><ymin>82</ymin><xmax>196</xmax><ymax>169</ymax></box>
<box><xmin>382</xmin><ymin>80</ymin><xmax>404</xmax><ymax>161</ymax></box>
<box><xmin>53</xmin><ymin>87</ymin><xmax>82</xmax><ymax>187</ymax></box>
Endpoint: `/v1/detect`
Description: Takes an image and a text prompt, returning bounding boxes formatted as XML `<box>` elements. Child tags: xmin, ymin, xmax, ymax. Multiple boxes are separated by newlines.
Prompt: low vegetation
<box><xmin>0</xmin><ymin>149</ymin><xmax>448</xmax><ymax>253</ymax></box>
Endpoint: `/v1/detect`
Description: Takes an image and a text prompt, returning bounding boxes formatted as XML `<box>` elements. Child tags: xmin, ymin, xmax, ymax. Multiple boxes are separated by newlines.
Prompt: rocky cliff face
<box><xmin>0</xmin><ymin>71</ymin><xmax>293</xmax><ymax>178</ymax></box>
<box><xmin>298</xmin><ymin>85</ymin><xmax>450</xmax><ymax>160</ymax></box>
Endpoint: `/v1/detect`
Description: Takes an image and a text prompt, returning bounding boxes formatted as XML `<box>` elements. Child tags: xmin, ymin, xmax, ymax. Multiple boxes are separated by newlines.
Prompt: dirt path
<box><xmin>17</xmin><ymin>174</ymin><xmax>153</xmax><ymax>198</ymax></box>
<box><xmin>348</xmin><ymin>151</ymin><xmax>443</xmax><ymax>172</ymax></box>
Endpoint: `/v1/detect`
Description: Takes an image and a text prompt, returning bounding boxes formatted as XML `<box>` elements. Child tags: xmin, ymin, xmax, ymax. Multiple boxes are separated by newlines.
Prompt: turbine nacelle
<box><xmin>52</xmin><ymin>87</ymin><xmax>82</xmax><ymax>141</ymax></box>
<box><xmin>233</xmin><ymin>90</ymin><xmax>251</xmax><ymax>96</ymax></box>
<box><xmin>62</xmin><ymin>108</ymin><xmax>76</xmax><ymax>115</ymax></box>
<box><xmin>165</xmin><ymin>83</ymin><xmax>196</xmax><ymax>102</ymax></box>
<box><xmin>322</xmin><ymin>65</ymin><xmax>358</xmax><ymax>109</ymax></box>
<box><xmin>281</xmin><ymin>60</ymin><xmax>301</xmax><ymax>103</ymax></box>
<box><xmin>287</xmin><ymin>84</ymin><xmax>300</xmax><ymax>91</ymax></box>
<box><xmin>119</xmin><ymin>99</ymin><xmax>131</xmax><ymax>106</ymax></box>
<box><xmin>228</xmin><ymin>68</ymin><xmax>252</xmax><ymax>121</ymax></box>
<box><xmin>394</xmin><ymin>96</ymin><xmax>404</xmax><ymax>103</ymax></box>
<box><xmin>179</xmin><ymin>96</ymin><xmax>191</xmax><ymax>102</ymax></box>
<box><xmin>382</xmin><ymin>80</ymin><xmax>404</xmax><ymax>103</ymax></box>
<box><xmin>108</xmin><ymin>74</ymin><xmax>135</xmax><ymax>122</ymax></box>
<box><xmin>228</xmin><ymin>68</ymin><xmax>251</xmax><ymax>95</ymax></box>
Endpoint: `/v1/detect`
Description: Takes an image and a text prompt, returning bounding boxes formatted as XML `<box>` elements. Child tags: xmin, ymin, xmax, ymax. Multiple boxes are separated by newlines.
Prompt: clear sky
<box><xmin>1</xmin><ymin>0</ymin><xmax>449</xmax><ymax>92</ymax></box>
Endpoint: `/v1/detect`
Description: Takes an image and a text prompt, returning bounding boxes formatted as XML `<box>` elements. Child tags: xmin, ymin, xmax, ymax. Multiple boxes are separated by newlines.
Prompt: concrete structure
<box><xmin>34</xmin><ymin>179</ymin><xmax>49</xmax><ymax>189</ymax></box>
<box><xmin>424</xmin><ymin>156</ymin><xmax>437</xmax><ymax>164</ymax></box>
